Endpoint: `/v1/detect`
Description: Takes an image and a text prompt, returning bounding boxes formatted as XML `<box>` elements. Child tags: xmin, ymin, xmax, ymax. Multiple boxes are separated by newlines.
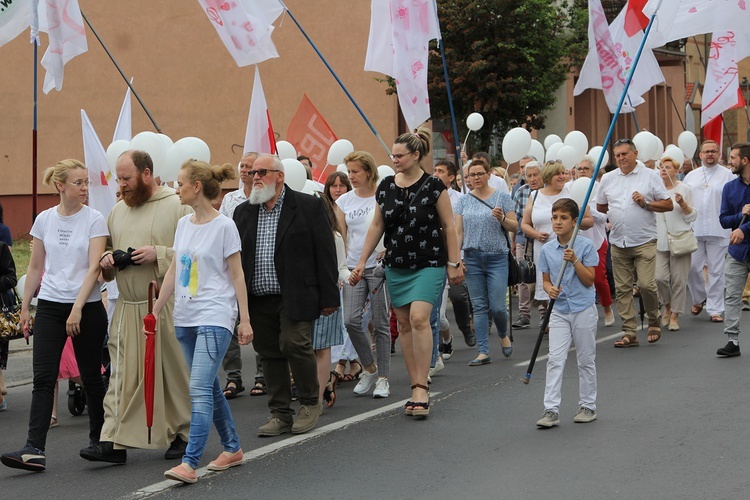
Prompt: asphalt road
<box><xmin>1</xmin><ymin>306</ymin><xmax>748</xmax><ymax>500</ymax></box>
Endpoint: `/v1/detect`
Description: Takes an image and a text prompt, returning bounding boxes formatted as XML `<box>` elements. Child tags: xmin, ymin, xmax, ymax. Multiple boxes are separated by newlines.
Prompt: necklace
<box><xmin>702</xmin><ymin>165</ymin><xmax>719</xmax><ymax>188</ymax></box>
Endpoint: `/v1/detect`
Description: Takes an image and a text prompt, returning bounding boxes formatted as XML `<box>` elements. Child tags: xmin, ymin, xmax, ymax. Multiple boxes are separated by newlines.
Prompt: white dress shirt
<box><xmin>682</xmin><ymin>164</ymin><xmax>735</xmax><ymax>239</ymax></box>
<box><xmin>488</xmin><ymin>174</ymin><xmax>510</xmax><ymax>194</ymax></box>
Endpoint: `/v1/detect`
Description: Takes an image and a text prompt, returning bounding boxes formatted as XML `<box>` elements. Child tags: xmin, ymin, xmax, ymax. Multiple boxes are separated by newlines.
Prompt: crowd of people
<box><xmin>1</xmin><ymin>135</ymin><xmax>749</xmax><ymax>482</ymax></box>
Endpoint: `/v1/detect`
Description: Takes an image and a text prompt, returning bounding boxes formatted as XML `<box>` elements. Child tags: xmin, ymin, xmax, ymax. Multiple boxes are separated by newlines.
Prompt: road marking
<box><xmin>125</xmin><ymin>394</ymin><xmax>439</xmax><ymax>499</ymax></box>
<box><xmin>513</xmin><ymin>324</ymin><xmax>647</xmax><ymax>368</ymax></box>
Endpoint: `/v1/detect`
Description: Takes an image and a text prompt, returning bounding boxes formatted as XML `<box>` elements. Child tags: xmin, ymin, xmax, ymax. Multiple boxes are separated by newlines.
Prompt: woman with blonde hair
<box><xmin>655</xmin><ymin>156</ymin><xmax>697</xmax><ymax>332</ymax></box>
<box><xmin>2</xmin><ymin>160</ymin><xmax>108</xmax><ymax>472</ymax></box>
<box><xmin>336</xmin><ymin>151</ymin><xmax>390</xmax><ymax>398</ymax></box>
<box><xmin>351</xmin><ymin>127</ymin><xmax>463</xmax><ymax>417</ymax></box>
<box><xmin>154</xmin><ymin>160</ymin><xmax>252</xmax><ymax>484</ymax></box>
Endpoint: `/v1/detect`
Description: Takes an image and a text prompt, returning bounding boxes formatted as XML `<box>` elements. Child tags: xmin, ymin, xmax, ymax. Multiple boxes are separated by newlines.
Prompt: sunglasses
<box><xmin>249</xmin><ymin>169</ymin><xmax>280</xmax><ymax>178</ymax></box>
<box><xmin>614</xmin><ymin>138</ymin><xmax>635</xmax><ymax>146</ymax></box>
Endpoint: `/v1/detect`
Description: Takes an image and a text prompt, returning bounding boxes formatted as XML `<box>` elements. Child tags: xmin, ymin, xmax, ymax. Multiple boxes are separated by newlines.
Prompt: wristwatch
<box><xmin>447</xmin><ymin>261</ymin><xmax>461</xmax><ymax>268</ymax></box>
<box><xmin>644</xmin><ymin>201</ymin><xmax>651</xmax><ymax>210</ymax></box>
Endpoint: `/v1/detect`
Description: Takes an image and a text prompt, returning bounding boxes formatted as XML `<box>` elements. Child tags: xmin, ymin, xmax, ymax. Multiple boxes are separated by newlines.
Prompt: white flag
<box><xmin>643</xmin><ymin>0</ymin><xmax>750</xmax><ymax>48</ymax></box>
<box><xmin>197</xmin><ymin>0</ymin><xmax>283</xmax><ymax>67</ymax></box>
<box><xmin>609</xmin><ymin>6</ymin><xmax>665</xmax><ymax>100</ymax></box>
<box><xmin>82</xmin><ymin>110</ymin><xmax>117</xmax><ymax>218</ymax></box>
<box><xmin>701</xmin><ymin>31</ymin><xmax>750</xmax><ymax>127</ymax></box>
<box><xmin>244</xmin><ymin>66</ymin><xmax>276</xmax><ymax>155</ymax></box>
<box><xmin>574</xmin><ymin>0</ymin><xmax>635</xmax><ymax>114</ymax></box>
<box><xmin>0</xmin><ymin>0</ymin><xmax>31</xmax><ymax>47</ymax></box>
<box><xmin>365</xmin><ymin>0</ymin><xmax>440</xmax><ymax>131</ymax></box>
<box><xmin>113</xmin><ymin>80</ymin><xmax>133</xmax><ymax>142</ymax></box>
<box><xmin>32</xmin><ymin>0</ymin><xmax>88</xmax><ymax>93</ymax></box>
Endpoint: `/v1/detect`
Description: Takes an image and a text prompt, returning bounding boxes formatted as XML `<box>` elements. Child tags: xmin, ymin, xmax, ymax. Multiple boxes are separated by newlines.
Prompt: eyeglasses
<box><xmin>389</xmin><ymin>152</ymin><xmax>413</xmax><ymax>160</ymax></box>
<box><xmin>249</xmin><ymin>169</ymin><xmax>280</xmax><ymax>178</ymax></box>
<box><xmin>68</xmin><ymin>180</ymin><xmax>91</xmax><ymax>187</ymax></box>
<box><xmin>576</xmin><ymin>166</ymin><xmax>591</xmax><ymax>172</ymax></box>
<box><xmin>701</xmin><ymin>150</ymin><xmax>719</xmax><ymax>154</ymax></box>
<box><xmin>467</xmin><ymin>172</ymin><xmax>486</xmax><ymax>178</ymax></box>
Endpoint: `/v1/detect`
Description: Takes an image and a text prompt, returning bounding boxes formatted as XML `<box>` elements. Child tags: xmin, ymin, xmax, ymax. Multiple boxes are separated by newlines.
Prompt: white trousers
<box><xmin>544</xmin><ymin>304</ymin><xmax>598</xmax><ymax>413</ymax></box>
<box><xmin>688</xmin><ymin>236</ymin><xmax>728</xmax><ymax>315</ymax></box>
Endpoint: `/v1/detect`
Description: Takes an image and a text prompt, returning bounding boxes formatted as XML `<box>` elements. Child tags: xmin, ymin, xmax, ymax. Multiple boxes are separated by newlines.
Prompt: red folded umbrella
<box><xmin>143</xmin><ymin>280</ymin><xmax>159</xmax><ymax>444</ymax></box>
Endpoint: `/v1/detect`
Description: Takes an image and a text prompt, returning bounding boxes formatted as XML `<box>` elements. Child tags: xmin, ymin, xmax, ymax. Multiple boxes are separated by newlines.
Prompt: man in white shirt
<box><xmin>597</xmin><ymin>139</ymin><xmax>673</xmax><ymax>347</ymax></box>
<box><xmin>683</xmin><ymin>140</ymin><xmax>736</xmax><ymax>322</ymax></box>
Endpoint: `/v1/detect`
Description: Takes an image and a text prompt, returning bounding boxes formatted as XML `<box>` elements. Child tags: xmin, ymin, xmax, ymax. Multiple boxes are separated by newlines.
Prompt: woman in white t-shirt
<box><xmin>1</xmin><ymin>160</ymin><xmax>109</xmax><ymax>473</ymax></box>
<box><xmin>153</xmin><ymin>161</ymin><xmax>253</xmax><ymax>485</ymax></box>
<box><xmin>335</xmin><ymin>151</ymin><xmax>390</xmax><ymax>399</ymax></box>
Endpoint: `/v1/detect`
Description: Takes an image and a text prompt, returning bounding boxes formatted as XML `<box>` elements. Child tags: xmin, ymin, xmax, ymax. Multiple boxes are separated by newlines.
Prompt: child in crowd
<box><xmin>536</xmin><ymin>198</ymin><xmax>599</xmax><ymax>428</ymax></box>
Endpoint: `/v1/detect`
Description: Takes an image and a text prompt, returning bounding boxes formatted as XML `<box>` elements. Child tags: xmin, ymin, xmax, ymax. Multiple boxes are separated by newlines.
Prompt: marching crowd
<box><xmin>0</xmin><ymin>134</ymin><xmax>749</xmax><ymax>484</ymax></box>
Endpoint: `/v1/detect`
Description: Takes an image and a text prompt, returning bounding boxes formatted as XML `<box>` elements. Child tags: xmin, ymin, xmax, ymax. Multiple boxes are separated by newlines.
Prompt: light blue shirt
<box><xmin>538</xmin><ymin>234</ymin><xmax>598</xmax><ymax>314</ymax></box>
<box><xmin>455</xmin><ymin>190</ymin><xmax>514</xmax><ymax>253</ymax></box>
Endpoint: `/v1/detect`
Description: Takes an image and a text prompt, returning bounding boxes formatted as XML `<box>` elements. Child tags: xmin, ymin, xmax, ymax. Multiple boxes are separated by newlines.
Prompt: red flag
<box><xmin>703</xmin><ymin>116</ymin><xmax>724</xmax><ymax>154</ymax></box>
<box><xmin>624</xmin><ymin>0</ymin><xmax>649</xmax><ymax>37</ymax></box>
<box><xmin>286</xmin><ymin>95</ymin><xmax>338</xmax><ymax>182</ymax></box>
<box><xmin>244</xmin><ymin>67</ymin><xmax>277</xmax><ymax>155</ymax></box>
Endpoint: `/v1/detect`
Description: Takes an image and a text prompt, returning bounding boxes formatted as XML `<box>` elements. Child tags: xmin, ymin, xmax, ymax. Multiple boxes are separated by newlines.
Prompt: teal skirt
<box><xmin>385</xmin><ymin>266</ymin><xmax>446</xmax><ymax>308</ymax></box>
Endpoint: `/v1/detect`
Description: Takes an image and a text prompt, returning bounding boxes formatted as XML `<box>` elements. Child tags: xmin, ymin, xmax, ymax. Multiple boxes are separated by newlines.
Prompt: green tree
<box><xmin>425</xmin><ymin>0</ymin><xmax>587</xmax><ymax>152</ymax></box>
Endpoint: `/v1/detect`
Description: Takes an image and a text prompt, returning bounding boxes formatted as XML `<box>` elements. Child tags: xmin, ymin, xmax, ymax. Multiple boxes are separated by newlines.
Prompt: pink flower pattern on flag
<box><xmin>643</xmin><ymin>0</ymin><xmax>750</xmax><ymax>48</ymax></box>
<box><xmin>365</xmin><ymin>0</ymin><xmax>440</xmax><ymax>131</ymax></box>
<box><xmin>35</xmin><ymin>0</ymin><xmax>88</xmax><ymax>93</ymax></box>
<box><xmin>701</xmin><ymin>31</ymin><xmax>750</xmax><ymax>127</ymax></box>
<box><xmin>197</xmin><ymin>0</ymin><xmax>283</xmax><ymax>67</ymax></box>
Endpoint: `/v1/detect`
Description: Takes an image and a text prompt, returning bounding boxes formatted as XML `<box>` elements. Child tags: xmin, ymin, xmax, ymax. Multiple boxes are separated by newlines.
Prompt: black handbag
<box><xmin>517</xmin><ymin>190</ymin><xmax>539</xmax><ymax>284</ymax></box>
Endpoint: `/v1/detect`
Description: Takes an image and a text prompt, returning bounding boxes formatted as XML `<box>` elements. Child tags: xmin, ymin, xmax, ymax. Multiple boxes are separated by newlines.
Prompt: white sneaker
<box><xmin>353</xmin><ymin>369</ymin><xmax>378</xmax><ymax>395</ymax></box>
<box><xmin>372</xmin><ymin>377</ymin><xmax>390</xmax><ymax>398</ymax></box>
<box><xmin>428</xmin><ymin>356</ymin><xmax>445</xmax><ymax>378</ymax></box>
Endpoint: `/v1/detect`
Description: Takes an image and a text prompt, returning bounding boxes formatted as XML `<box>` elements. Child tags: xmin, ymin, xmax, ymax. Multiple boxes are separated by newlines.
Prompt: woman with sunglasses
<box><xmin>351</xmin><ymin>128</ymin><xmax>463</xmax><ymax>417</ymax></box>
<box><xmin>2</xmin><ymin>160</ymin><xmax>108</xmax><ymax>472</ymax></box>
<box><xmin>335</xmin><ymin>152</ymin><xmax>390</xmax><ymax>398</ymax></box>
<box><xmin>455</xmin><ymin>159</ymin><xmax>517</xmax><ymax>365</ymax></box>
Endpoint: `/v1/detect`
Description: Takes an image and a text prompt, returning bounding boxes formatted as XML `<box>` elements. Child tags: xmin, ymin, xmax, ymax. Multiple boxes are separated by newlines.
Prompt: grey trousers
<box><xmin>343</xmin><ymin>268</ymin><xmax>390</xmax><ymax>377</ymax></box>
<box><xmin>724</xmin><ymin>254</ymin><xmax>750</xmax><ymax>340</ymax></box>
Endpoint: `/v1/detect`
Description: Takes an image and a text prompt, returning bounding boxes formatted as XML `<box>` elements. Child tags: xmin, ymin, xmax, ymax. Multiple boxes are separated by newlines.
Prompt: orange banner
<box><xmin>286</xmin><ymin>94</ymin><xmax>338</xmax><ymax>183</ymax></box>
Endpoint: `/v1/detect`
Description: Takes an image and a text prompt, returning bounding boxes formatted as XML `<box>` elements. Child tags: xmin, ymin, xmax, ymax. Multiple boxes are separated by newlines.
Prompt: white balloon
<box><xmin>276</xmin><ymin>141</ymin><xmax>297</xmax><ymax>160</ymax></box>
<box><xmin>543</xmin><ymin>134</ymin><xmax>562</xmax><ymax>150</ymax></box>
<box><xmin>163</xmin><ymin>137</ymin><xmax>211</xmax><ymax>183</ymax></box>
<box><xmin>282</xmin><ymin>158</ymin><xmax>307</xmax><ymax>192</ymax></box>
<box><xmin>557</xmin><ymin>145</ymin><xmax>579</xmax><ymax>169</ymax></box>
<box><xmin>545</xmin><ymin>142</ymin><xmax>564</xmax><ymax>163</ymax></box>
<box><xmin>336</xmin><ymin>163</ymin><xmax>348</xmax><ymax>173</ymax></box>
<box><xmin>130</xmin><ymin>132</ymin><xmax>168</xmax><ymax>173</ymax></box>
<box><xmin>466</xmin><ymin>112</ymin><xmax>484</xmax><ymax>131</ymax></box>
<box><xmin>569</xmin><ymin>177</ymin><xmax>592</xmax><ymax>209</ymax></box>
<box><xmin>502</xmin><ymin>127</ymin><xmax>532</xmax><ymax>164</ymax></box>
<box><xmin>158</xmin><ymin>133</ymin><xmax>173</xmax><ymax>150</ymax></box>
<box><xmin>16</xmin><ymin>274</ymin><xmax>26</xmax><ymax>296</ymax></box>
<box><xmin>327</xmin><ymin>139</ymin><xmax>354</xmax><ymax>165</ymax></box>
<box><xmin>652</xmin><ymin>136</ymin><xmax>665</xmax><ymax>161</ymax></box>
<box><xmin>678</xmin><ymin>130</ymin><xmax>698</xmax><ymax>159</ymax></box>
<box><xmin>106</xmin><ymin>140</ymin><xmax>131</xmax><ymax>170</ymax></box>
<box><xmin>564</xmin><ymin>131</ymin><xmax>589</xmax><ymax>160</ymax></box>
<box><xmin>377</xmin><ymin>165</ymin><xmax>395</xmax><ymax>180</ymax></box>
<box><xmin>302</xmin><ymin>179</ymin><xmax>321</xmax><ymax>195</ymax></box>
<box><xmin>588</xmin><ymin>146</ymin><xmax>609</xmax><ymax>168</ymax></box>
<box><xmin>633</xmin><ymin>131</ymin><xmax>658</xmax><ymax>162</ymax></box>
<box><xmin>527</xmin><ymin>140</ymin><xmax>544</xmax><ymax>164</ymax></box>
<box><xmin>663</xmin><ymin>145</ymin><xmax>685</xmax><ymax>167</ymax></box>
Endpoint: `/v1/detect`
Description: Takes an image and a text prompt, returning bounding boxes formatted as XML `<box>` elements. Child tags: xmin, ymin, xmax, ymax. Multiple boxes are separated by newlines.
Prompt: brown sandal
<box><xmin>647</xmin><ymin>327</ymin><xmax>661</xmax><ymax>344</ymax></box>
<box><xmin>614</xmin><ymin>334</ymin><xmax>639</xmax><ymax>348</ymax></box>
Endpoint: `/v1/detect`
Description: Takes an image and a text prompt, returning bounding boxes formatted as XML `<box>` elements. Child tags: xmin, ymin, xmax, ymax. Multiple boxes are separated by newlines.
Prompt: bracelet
<box><xmin>572</xmin><ymin>259</ymin><xmax>580</xmax><ymax>266</ymax></box>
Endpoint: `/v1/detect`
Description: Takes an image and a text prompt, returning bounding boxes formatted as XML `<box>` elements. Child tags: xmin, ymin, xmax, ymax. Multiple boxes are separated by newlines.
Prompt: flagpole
<box><xmin>80</xmin><ymin>10</ymin><xmax>162</xmax><ymax>133</ymax></box>
<box><xmin>32</xmin><ymin>39</ymin><xmax>38</xmax><ymax>222</ymax></box>
<box><xmin>276</xmin><ymin>1</ymin><xmax>391</xmax><ymax>157</ymax></box>
<box><xmin>524</xmin><ymin>0</ymin><xmax>665</xmax><ymax>385</ymax></box>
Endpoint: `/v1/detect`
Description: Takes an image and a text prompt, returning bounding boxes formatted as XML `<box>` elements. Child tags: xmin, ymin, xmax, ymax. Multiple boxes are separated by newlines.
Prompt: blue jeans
<box><xmin>463</xmin><ymin>250</ymin><xmax>509</xmax><ymax>355</ymax></box>
<box><xmin>430</xmin><ymin>274</ymin><xmax>447</xmax><ymax>367</ymax></box>
<box><xmin>175</xmin><ymin>326</ymin><xmax>241</xmax><ymax>469</ymax></box>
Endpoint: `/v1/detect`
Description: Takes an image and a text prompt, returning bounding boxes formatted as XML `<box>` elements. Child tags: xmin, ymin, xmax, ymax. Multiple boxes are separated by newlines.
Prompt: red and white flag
<box><xmin>701</xmin><ymin>31</ymin><xmax>750</xmax><ymax>127</ymax></box>
<box><xmin>643</xmin><ymin>0</ymin><xmax>750</xmax><ymax>48</ymax></box>
<box><xmin>624</xmin><ymin>0</ymin><xmax>649</xmax><ymax>37</ymax></box>
<box><xmin>286</xmin><ymin>94</ymin><xmax>338</xmax><ymax>182</ymax></box>
<box><xmin>197</xmin><ymin>0</ymin><xmax>283</xmax><ymax>67</ymax></box>
<box><xmin>243</xmin><ymin>66</ymin><xmax>276</xmax><ymax>155</ymax></box>
<box><xmin>574</xmin><ymin>0</ymin><xmax>635</xmax><ymax>114</ymax></box>
<box><xmin>31</xmin><ymin>0</ymin><xmax>88</xmax><ymax>93</ymax></box>
<box><xmin>365</xmin><ymin>0</ymin><xmax>440</xmax><ymax>132</ymax></box>
<box><xmin>703</xmin><ymin>116</ymin><xmax>724</xmax><ymax>153</ymax></box>
<box><xmin>0</xmin><ymin>0</ymin><xmax>31</xmax><ymax>47</ymax></box>
<box><xmin>81</xmin><ymin>110</ymin><xmax>117</xmax><ymax>218</ymax></box>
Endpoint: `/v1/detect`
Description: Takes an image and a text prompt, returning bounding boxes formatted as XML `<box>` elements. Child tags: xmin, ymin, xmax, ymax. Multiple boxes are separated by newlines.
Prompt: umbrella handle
<box><xmin>148</xmin><ymin>280</ymin><xmax>159</xmax><ymax>313</ymax></box>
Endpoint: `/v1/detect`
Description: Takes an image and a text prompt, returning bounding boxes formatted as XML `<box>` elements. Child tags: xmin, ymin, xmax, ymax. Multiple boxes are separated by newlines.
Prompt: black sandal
<box><xmin>323</xmin><ymin>371</ymin><xmax>338</xmax><ymax>408</ymax></box>
<box><xmin>250</xmin><ymin>380</ymin><xmax>267</xmax><ymax>396</ymax></box>
<box><xmin>409</xmin><ymin>384</ymin><xmax>430</xmax><ymax>418</ymax></box>
<box><xmin>223</xmin><ymin>381</ymin><xmax>245</xmax><ymax>400</ymax></box>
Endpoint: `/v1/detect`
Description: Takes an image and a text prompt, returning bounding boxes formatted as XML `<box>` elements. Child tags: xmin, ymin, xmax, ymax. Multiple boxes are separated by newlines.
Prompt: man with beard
<box><xmin>716</xmin><ymin>143</ymin><xmax>750</xmax><ymax>357</ymax></box>
<box><xmin>684</xmin><ymin>140</ymin><xmax>736</xmax><ymax>322</ymax></box>
<box><xmin>80</xmin><ymin>150</ymin><xmax>192</xmax><ymax>463</ymax></box>
<box><xmin>233</xmin><ymin>154</ymin><xmax>339</xmax><ymax>436</ymax></box>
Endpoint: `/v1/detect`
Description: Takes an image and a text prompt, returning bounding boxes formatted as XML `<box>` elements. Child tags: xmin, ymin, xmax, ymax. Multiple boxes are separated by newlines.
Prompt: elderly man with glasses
<box><xmin>683</xmin><ymin>141</ymin><xmax>736</xmax><ymax>322</ymax></box>
<box><xmin>596</xmin><ymin>139</ymin><xmax>673</xmax><ymax>347</ymax></box>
